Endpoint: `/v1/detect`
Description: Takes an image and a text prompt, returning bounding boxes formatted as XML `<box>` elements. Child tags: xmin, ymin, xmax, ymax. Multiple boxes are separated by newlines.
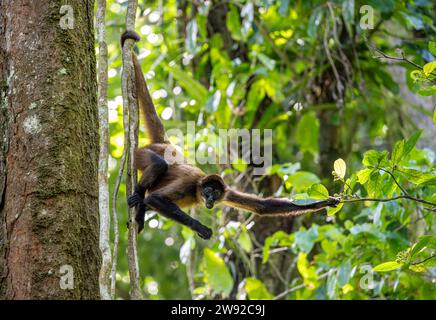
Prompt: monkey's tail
<box><xmin>121</xmin><ymin>31</ymin><xmax>168</xmax><ymax>144</ymax></box>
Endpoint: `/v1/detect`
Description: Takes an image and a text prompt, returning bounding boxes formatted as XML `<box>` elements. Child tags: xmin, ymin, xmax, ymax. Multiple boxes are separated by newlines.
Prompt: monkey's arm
<box><xmin>222</xmin><ymin>188</ymin><xmax>340</xmax><ymax>216</ymax></box>
<box><xmin>136</xmin><ymin>194</ymin><xmax>212</xmax><ymax>239</ymax></box>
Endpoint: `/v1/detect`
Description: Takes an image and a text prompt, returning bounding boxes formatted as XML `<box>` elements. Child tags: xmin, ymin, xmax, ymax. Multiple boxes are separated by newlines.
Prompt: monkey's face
<box><xmin>202</xmin><ymin>185</ymin><xmax>223</xmax><ymax>209</ymax></box>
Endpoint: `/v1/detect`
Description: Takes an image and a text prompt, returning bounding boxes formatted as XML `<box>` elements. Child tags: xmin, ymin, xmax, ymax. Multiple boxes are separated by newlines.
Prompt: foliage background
<box><xmin>103</xmin><ymin>0</ymin><xmax>436</xmax><ymax>299</ymax></box>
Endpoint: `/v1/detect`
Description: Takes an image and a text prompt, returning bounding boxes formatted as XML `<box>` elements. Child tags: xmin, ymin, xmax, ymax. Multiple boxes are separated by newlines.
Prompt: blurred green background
<box><xmin>104</xmin><ymin>0</ymin><xmax>436</xmax><ymax>299</ymax></box>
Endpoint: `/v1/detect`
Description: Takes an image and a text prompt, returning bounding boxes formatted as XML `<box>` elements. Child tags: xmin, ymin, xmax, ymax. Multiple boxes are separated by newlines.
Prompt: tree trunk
<box><xmin>0</xmin><ymin>0</ymin><xmax>100</xmax><ymax>299</ymax></box>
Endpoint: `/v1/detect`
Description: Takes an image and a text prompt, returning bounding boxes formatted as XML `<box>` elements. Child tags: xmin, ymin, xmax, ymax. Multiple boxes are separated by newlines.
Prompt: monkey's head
<box><xmin>199</xmin><ymin>174</ymin><xmax>226</xmax><ymax>209</ymax></box>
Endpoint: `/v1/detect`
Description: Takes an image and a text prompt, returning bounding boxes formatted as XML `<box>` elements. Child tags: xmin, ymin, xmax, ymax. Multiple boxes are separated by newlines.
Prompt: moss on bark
<box><xmin>0</xmin><ymin>0</ymin><xmax>100</xmax><ymax>299</ymax></box>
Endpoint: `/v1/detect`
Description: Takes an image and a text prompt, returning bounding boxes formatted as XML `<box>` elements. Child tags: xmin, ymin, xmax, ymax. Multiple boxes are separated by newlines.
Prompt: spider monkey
<box><xmin>121</xmin><ymin>31</ymin><xmax>340</xmax><ymax>240</ymax></box>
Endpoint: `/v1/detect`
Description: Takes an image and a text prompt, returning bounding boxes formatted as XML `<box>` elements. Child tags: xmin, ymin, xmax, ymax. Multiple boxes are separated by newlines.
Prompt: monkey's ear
<box><xmin>200</xmin><ymin>174</ymin><xmax>225</xmax><ymax>189</ymax></box>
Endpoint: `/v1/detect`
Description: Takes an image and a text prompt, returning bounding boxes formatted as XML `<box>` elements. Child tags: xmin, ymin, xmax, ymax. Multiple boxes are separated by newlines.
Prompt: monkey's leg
<box><xmin>127</xmin><ymin>149</ymin><xmax>168</xmax><ymax>208</ymax></box>
<box><xmin>144</xmin><ymin>194</ymin><xmax>212</xmax><ymax>239</ymax></box>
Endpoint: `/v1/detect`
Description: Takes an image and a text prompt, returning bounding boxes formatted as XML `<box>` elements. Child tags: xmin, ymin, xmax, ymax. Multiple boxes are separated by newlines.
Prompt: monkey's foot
<box><xmin>135</xmin><ymin>205</ymin><xmax>147</xmax><ymax>233</ymax></box>
<box><xmin>195</xmin><ymin>224</ymin><xmax>212</xmax><ymax>240</ymax></box>
<box><xmin>327</xmin><ymin>197</ymin><xmax>341</xmax><ymax>207</ymax></box>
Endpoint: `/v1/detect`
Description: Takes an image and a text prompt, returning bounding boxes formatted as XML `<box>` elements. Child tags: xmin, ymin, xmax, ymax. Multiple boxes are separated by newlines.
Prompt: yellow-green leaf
<box><xmin>202</xmin><ymin>248</ymin><xmax>234</xmax><ymax>297</ymax></box>
<box><xmin>245</xmin><ymin>278</ymin><xmax>273</xmax><ymax>300</ymax></box>
<box><xmin>373</xmin><ymin>261</ymin><xmax>403</xmax><ymax>272</ymax></box>
<box><xmin>423</xmin><ymin>61</ymin><xmax>436</xmax><ymax>76</ymax></box>
<box><xmin>334</xmin><ymin>158</ymin><xmax>346</xmax><ymax>179</ymax></box>
<box><xmin>327</xmin><ymin>202</ymin><xmax>343</xmax><ymax>216</ymax></box>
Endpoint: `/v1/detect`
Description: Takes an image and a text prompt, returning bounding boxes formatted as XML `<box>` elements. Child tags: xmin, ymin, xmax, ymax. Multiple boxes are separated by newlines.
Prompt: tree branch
<box><xmin>341</xmin><ymin>195</ymin><xmax>436</xmax><ymax>207</ymax></box>
<box><xmin>411</xmin><ymin>254</ymin><xmax>436</xmax><ymax>266</ymax></box>
<box><xmin>121</xmin><ymin>0</ymin><xmax>143</xmax><ymax>300</ymax></box>
<box><xmin>97</xmin><ymin>0</ymin><xmax>112</xmax><ymax>301</ymax></box>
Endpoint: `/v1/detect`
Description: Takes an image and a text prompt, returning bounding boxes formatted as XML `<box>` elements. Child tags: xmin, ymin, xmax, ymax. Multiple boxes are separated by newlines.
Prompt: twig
<box><xmin>341</xmin><ymin>195</ymin><xmax>436</xmax><ymax>207</ymax></box>
<box><xmin>411</xmin><ymin>254</ymin><xmax>436</xmax><ymax>266</ymax></box>
<box><xmin>377</xmin><ymin>167</ymin><xmax>408</xmax><ymax>196</ymax></box>
<box><xmin>97</xmin><ymin>0</ymin><xmax>112</xmax><ymax>300</ymax></box>
<box><xmin>323</xmin><ymin>15</ymin><xmax>344</xmax><ymax>106</ymax></box>
<box><xmin>273</xmin><ymin>271</ymin><xmax>329</xmax><ymax>300</ymax></box>
<box><xmin>367</xmin><ymin>42</ymin><xmax>436</xmax><ymax>76</ymax></box>
<box><xmin>122</xmin><ymin>0</ymin><xmax>143</xmax><ymax>300</ymax></box>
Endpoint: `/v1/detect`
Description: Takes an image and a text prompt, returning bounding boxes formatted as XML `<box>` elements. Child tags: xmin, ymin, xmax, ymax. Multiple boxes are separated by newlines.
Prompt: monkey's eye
<box><xmin>213</xmin><ymin>190</ymin><xmax>221</xmax><ymax>198</ymax></box>
<box><xmin>203</xmin><ymin>187</ymin><xmax>212</xmax><ymax>195</ymax></box>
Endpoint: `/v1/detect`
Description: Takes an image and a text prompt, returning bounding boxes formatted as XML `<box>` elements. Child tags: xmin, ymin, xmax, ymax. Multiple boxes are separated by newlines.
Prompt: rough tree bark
<box><xmin>0</xmin><ymin>0</ymin><xmax>100</xmax><ymax>299</ymax></box>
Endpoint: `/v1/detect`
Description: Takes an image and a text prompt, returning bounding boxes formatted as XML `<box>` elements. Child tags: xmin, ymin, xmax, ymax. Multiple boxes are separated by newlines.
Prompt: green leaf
<box><xmin>204</xmin><ymin>90</ymin><xmax>221</xmax><ymax>113</ymax></box>
<box><xmin>403</xmin><ymin>130</ymin><xmax>422</xmax><ymax>157</ymax></box>
<box><xmin>429</xmin><ymin>41</ymin><xmax>436</xmax><ymax>56</ymax></box>
<box><xmin>308</xmin><ymin>7</ymin><xmax>324</xmax><ymax>38</ymax></box>
<box><xmin>286</xmin><ymin>171</ymin><xmax>320</xmax><ymax>193</ymax></box>
<box><xmin>326</xmin><ymin>270</ymin><xmax>338</xmax><ymax>299</ymax></box>
<box><xmin>186</xmin><ymin>20</ymin><xmax>198</xmax><ymax>54</ymax></box>
<box><xmin>342</xmin><ymin>0</ymin><xmax>355</xmax><ymax>25</ymax></box>
<box><xmin>245</xmin><ymin>278</ymin><xmax>273</xmax><ymax>300</ymax></box>
<box><xmin>356</xmin><ymin>168</ymin><xmax>373</xmax><ymax>185</ymax></box>
<box><xmin>423</xmin><ymin>61</ymin><xmax>436</xmax><ymax>76</ymax></box>
<box><xmin>366</xmin><ymin>171</ymin><xmax>382</xmax><ymax>197</ymax></box>
<box><xmin>202</xmin><ymin>248</ymin><xmax>234</xmax><ymax>297</ymax></box>
<box><xmin>257</xmin><ymin>53</ymin><xmax>276</xmax><ymax>71</ymax></box>
<box><xmin>307</xmin><ymin>183</ymin><xmax>329</xmax><ymax>199</ymax></box>
<box><xmin>334</xmin><ymin>158</ymin><xmax>347</xmax><ymax>179</ymax></box>
<box><xmin>232</xmin><ymin>158</ymin><xmax>248</xmax><ymax>172</ymax></box>
<box><xmin>327</xmin><ymin>202</ymin><xmax>343</xmax><ymax>216</ymax></box>
<box><xmin>398</xmin><ymin>168</ymin><xmax>436</xmax><ymax>185</ymax></box>
<box><xmin>296</xmin><ymin>112</ymin><xmax>319</xmax><ymax>156</ymax></box>
<box><xmin>169</xmin><ymin>66</ymin><xmax>208</xmax><ymax>106</ymax></box>
<box><xmin>391</xmin><ymin>140</ymin><xmax>404</xmax><ymax>165</ymax></box>
<box><xmin>238</xmin><ymin>228</ymin><xmax>253</xmax><ymax>253</ymax></box>
<box><xmin>409</xmin><ymin>264</ymin><xmax>427</xmax><ymax>273</ymax></box>
<box><xmin>295</xmin><ymin>225</ymin><xmax>319</xmax><ymax>253</ymax></box>
<box><xmin>362</xmin><ymin>150</ymin><xmax>388</xmax><ymax>167</ymax></box>
<box><xmin>411</xmin><ymin>236</ymin><xmax>436</xmax><ymax>257</ymax></box>
<box><xmin>297</xmin><ymin>252</ymin><xmax>318</xmax><ymax>286</ymax></box>
<box><xmin>337</xmin><ymin>260</ymin><xmax>351</xmax><ymax>287</ymax></box>
<box><xmin>373</xmin><ymin>261</ymin><xmax>403</xmax><ymax>272</ymax></box>
<box><xmin>226</xmin><ymin>4</ymin><xmax>243</xmax><ymax>41</ymax></box>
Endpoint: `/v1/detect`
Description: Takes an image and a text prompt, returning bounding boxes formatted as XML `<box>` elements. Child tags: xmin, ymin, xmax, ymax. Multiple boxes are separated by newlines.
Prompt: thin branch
<box><xmin>322</xmin><ymin>14</ymin><xmax>344</xmax><ymax>106</ymax></box>
<box><xmin>367</xmin><ymin>42</ymin><xmax>436</xmax><ymax>77</ymax></box>
<box><xmin>377</xmin><ymin>167</ymin><xmax>408</xmax><ymax>196</ymax></box>
<box><xmin>341</xmin><ymin>195</ymin><xmax>436</xmax><ymax>207</ymax></box>
<box><xmin>122</xmin><ymin>0</ymin><xmax>143</xmax><ymax>300</ymax></box>
<box><xmin>97</xmin><ymin>0</ymin><xmax>112</xmax><ymax>300</ymax></box>
<box><xmin>273</xmin><ymin>271</ymin><xmax>329</xmax><ymax>300</ymax></box>
<box><xmin>411</xmin><ymin>254</ymin><xmax>436</xmax><ymax>266</ymax></box>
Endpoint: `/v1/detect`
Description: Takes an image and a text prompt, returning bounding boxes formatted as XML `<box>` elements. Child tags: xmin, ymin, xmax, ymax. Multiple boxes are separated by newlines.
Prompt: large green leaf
<box><xmin>202</xmin><ymin>248</ymin><xmax>234</xmax><ymax>297</ymax></box>
<box><xmin>296</xmin><ymin>111</ymin><xmax>319</xmax><ymax>155</ymax></box>
<box><xmin>226</xmin><ymin>4</ymin><xmax>243</xmax><ymax>41</ymax></box>
<box><xmin>286</xmin><ymin>171</ymin><xmax>320</xmax><ymax>193</ymax></box>
<box><xmin>245</xmin><ymin>278</ymin><xmax>273</xmax><ymax>300</ymax></box>
<box><xmin>169</xmin><ymin>66</ymin><xmax>208</xmax><ymax>107</ymax></box>
<box><xmin>362</xmin><ymin>150</ymin><xmax>389</xmax><ymax>167</ymax></box>
<box><xmin>307</xmin><ymin>183</ymin><xmax>329</xmax><ymax>199</ymax></box>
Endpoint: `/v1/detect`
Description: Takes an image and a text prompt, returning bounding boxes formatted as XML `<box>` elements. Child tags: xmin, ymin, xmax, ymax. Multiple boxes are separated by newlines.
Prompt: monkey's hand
<box><xmin>326</xmin><ymin>197</ymin><xmax>341</xmax><ymax>207</ymax></box>
<box><xmin>128</xmin><ymin>194</ymin><xmax>143</xmax><ymax>208</ymax></box>
<box><xmin>194</xmin><ymin>223</ymin><xmax>212</xmax><ymax>240</ymax></box>
<box><xmin>127</xmin><ymin>185</ymin><xmax>147</xmax><ymax>208</ymax></box>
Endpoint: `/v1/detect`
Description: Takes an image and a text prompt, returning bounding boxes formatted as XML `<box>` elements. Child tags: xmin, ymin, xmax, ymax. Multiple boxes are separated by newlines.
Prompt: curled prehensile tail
<box><xmin>121</xmin><ymin>31</ymin><xmax>169</xmax><ymax>144</ymax></box>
